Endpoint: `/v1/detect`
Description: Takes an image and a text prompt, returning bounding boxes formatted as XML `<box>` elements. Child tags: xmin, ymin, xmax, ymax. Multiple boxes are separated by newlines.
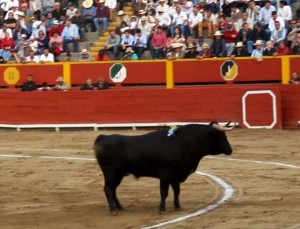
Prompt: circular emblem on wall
<box><xmin>4</xmin><ymin>67</ymin><xmax>20</xmax><ymax>85</ymax></box>
<box><xmin>109</xmin><ymin>63</ymin><xmax>127</xmax><ymax>83</ymax></box>
<box><xmin>220</xmin><ymin>60</ymin><xmax>238</xmax><ymax>81</ymax></box>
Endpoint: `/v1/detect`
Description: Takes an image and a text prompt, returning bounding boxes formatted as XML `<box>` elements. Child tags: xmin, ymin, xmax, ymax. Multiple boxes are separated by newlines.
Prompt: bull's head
<box><xmin>209</xmin><ymin>121</ymin><xmax>236</xmax><ymax>155</ymax></box>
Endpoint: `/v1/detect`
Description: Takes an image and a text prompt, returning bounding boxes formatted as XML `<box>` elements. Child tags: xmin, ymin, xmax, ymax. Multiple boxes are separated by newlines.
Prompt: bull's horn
<box><xmin>212</xmin><ymin>122</ymin><xmax>236</xmax><ymax>131</ymax></box>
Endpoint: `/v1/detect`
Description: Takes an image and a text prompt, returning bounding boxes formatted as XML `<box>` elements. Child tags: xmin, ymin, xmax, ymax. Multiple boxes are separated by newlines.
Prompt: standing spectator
<box><xmin>82</xmin><ymin>0</ymin><xmax>97</xmax><ymax>32</ymax></box>
<box><xmin>94</xmin><ymin>77</ymin><xmax>109</xmax><ymax>90</ymax></box>
<box><xmin>53</xmin><ymin>76</ymin><xmax>68</xmax><ymax>91</ymax></box>
<box><xmin>211</xmin><ymin>30</ymin><xmax>227</xmax><ymax>57</ymax></box>
<box><xmin>21</xmin><ymin>74</ymin><xmax>37</xmax><ymax>91</ymax></box>
<box><xmin>105</xmin><ymin>0</ymin><xmax>117</xmax><ymax>22</ymax></box>
<box><xmin>61</xmin><ymin>19</ymin><xmax>79</xmax><ymax>52</ymax></box>
<box><xmin>39</xmin><ymin>47</ymin><xmax>54</xmax><ymax>62</ymax></box>
<box><xmin>289</xmin><ymin>71</ymin><xmax>300</xmax><ymax>84</ymax></box>
<box><xmin>150</xmin><ymin>25</ymin><xmax>166</xmax><ymax>59</ymax></box>
<box><xmin>78</xmin><ymin>48</ymin><xmax>92</xmax><ymax>61</ymax></box>
<box><xmin>224</xmin><ymin>23</ymin><xmax>238</xmax><ymax>56</ymax></box>
<box><xmin>94</xmin><ymin>0</ymin><xmax>109</xmax><ymax>34</ymax></box>
<box><xmin>188</xmin><ymin>6</ymin><xmax>203</xmax><ymax>39</ymax></box>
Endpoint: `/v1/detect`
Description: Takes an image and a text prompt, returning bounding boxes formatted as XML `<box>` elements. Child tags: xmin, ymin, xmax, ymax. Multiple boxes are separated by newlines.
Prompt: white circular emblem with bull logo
<box><xmin>109</xmin><ymin>63</ymin><xmax>127</xmax><ymax>83</ymax></box>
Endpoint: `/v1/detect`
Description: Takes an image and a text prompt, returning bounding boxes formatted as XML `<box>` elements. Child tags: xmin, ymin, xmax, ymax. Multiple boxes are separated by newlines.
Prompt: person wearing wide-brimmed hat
<box><xmin>167</xmin><ymin>42</ymin><xmax>185</xmax><ymax>60</ymax></box>
<box><xmin>93</xmin><ymin>0</ymin><xmax>109</xmax><ymax>34</ymax></box>
<box><xmin>133</xmin><ymin>0</ymin><xmax>147</xmax><ymax>16</ymax></box>
<box><xmin>78</xmin><ymin>48</ymin><xmax>92</xmax><ymax>61</ymax></box>
<box><xmin>184</xmin><ymin>43</ymin><xmax>199</xmax><ymax>58</ymax></box>
<box><xmin>82</xmin><ymin>0</ymin><xmax>97</xmax><ymax>32</ymax></box>
<box><xmin>122</xmin><ymin>47</ymin><xmax>138</xmax><ymax>60</ymax></box>
<box><xmin>196</xmin><ymin>43</ymin><xmax>212</xmax><ymax>59</ymax></box>
<box><xmin>31</xmin><ymin>20</ymin><xmax>46</xmax><ymax>38</ymax></box>
<box><xmin>231</xmin><ymin>41</ymin><xmax>248</xmax><ymax>57</ymax></box>
<box><xmin>251</xmin><ymin>39</ymin><xmax>263</xmax><ymax>58</ymax></box>
<box><xmin>53</xmin><ymin>76</ymin><xmax>69</xmax><ymax>91</ymax></box>
<box><xmin>115</xmin><ymin>10</ymin><xmax>130</xmax><ymax>25</ymax></box>
<box><xmin>211</xmin><ymin>30</ymin><xmax>227</xmax><ymax>57</ymax></box>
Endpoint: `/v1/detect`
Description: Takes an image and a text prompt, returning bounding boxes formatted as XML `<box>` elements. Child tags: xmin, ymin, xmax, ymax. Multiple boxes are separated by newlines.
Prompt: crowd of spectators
<box><xmin>0</xmin><ymin>0</ymin><xmax>300</xmax><ymax>62</ymax></box>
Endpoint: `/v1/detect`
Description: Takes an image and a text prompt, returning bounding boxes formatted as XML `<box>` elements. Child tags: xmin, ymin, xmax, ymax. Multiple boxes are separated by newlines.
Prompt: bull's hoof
<box><xmin>174</xmin><ymin>206</ymin><xmax>182</xmax><ymax>211</ymax></box>
<box><xmin>111</xmin><ymin>211</ymin><xmax>118</xmax><ymax>216</ymax></box>
<box><xmin>159</xmin><ymin>209</ymin><xmax>166</xmax><ymax>214</ymax></box>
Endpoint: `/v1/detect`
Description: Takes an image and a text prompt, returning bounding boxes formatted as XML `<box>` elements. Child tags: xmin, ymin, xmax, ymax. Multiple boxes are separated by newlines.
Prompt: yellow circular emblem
<box><xmin>4</xmin><ymin>67</ymin><xmax>20</xmax><ymax>85</ymax></box>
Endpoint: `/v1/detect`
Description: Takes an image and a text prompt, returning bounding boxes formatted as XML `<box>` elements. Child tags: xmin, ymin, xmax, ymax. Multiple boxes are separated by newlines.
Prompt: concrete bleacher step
<box><xmin>85</xmin><ymin>32</ymin><xmax>100</xmax><ymax>42</ymax></box>
<box><xmin>94</xmin><ymin>41</ymin><xmax>106</xmax><ymax>46</ymax></box>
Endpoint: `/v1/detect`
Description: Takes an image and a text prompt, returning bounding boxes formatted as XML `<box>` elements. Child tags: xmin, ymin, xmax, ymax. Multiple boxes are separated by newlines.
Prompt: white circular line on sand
<box><xmin>0</xmin><ymin>152</ymin><xmax>234</xmax><ymax>229</ymax></box>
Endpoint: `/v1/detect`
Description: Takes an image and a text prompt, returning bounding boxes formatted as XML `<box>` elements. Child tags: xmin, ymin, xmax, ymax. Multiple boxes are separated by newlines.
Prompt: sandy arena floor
<box><xmin>0</xmin><ymin>128</ymin><xmax>299</xmax><ymax>229</ymax></box>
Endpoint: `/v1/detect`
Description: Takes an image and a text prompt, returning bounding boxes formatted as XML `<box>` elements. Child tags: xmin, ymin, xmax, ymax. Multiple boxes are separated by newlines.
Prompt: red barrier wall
<box><xmin>281</xmin><ymin>85</ymin><xmax>300</xmax><ymax>128</ymax></box>
<box><xmin>0</xmin><ymin>85</ymin><xmax>286</xmax><ymax>128</ymax></box>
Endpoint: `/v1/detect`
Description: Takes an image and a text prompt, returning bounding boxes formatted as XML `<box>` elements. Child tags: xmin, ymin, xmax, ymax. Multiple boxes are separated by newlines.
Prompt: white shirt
<box><xmin>105</xmin><ymin>0</ymin><xmax>117</xmax><ymax>9</ymax></box>
<box><xmin>181</xmin><ymin>1</ymin><xmax>193</xmax><ymax>16</ymax></box>
<box><xmin>39</xmin><ymin>53</ymin><xmax>54</xmax><ymax>62</ymax></box>
<box><xmin>258</xmin><ymin>5</ymin><xmax>276</xmax><ymax>25</ymax></box>
<box><xmin>277</xmin><ymin>5</ymin><xmax>292</xmax><ymax>21</ymax></box>
<box><xmin>268</xmin><ymin>16</ymin><xmax>285</xmax><ymax>31</ymax></box>
<box><xmin>172</xmin><ymin>11</ymin><xmax>187</xmax><ymax>25</ymax></box>
<box><xmin>25</xmin><ymin>55</ymin><xmax>40</xmax><ymax>63</ymax></box>
<box><xmin>188</xmin><ymin>12</ymin><xmax>203</xmax><ymax>27</ymax></box>
<box><xmin>0</xmin><ymin>28</ymin><xmax>13</xmax><ymax>39</ymax></box>
<box><xmin>4</xmin><ymin>9</ymin><xmax>20</xmax><ymax>20</ymax></box>
<box><xmin>66</xmin><ymin>8</ymin><xmax>78</xmax><ymax>19</ymax></box>
<box><xmin>1</xmin><ymin>0</ymin><xmax>19</xmax><ymax>11</ymax></box>
<box><xmin>156</xmin><ymin>12</ymin><xmax>171</xmax><ymax>26</ymax></box>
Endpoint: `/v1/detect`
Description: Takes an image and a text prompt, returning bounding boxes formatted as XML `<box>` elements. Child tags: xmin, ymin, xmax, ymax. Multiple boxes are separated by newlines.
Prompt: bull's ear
<box><xmin>225</xmin><ymin>121</ymin><xmax>231</xmax><ymax>127</ymax></box>
<box><xmin>212</xmin><ymin>122</ymin><xmax>237</xmax><ymax>132</ymax></box>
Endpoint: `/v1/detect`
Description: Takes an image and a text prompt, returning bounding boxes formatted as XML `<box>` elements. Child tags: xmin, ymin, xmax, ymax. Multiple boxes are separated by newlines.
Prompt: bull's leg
<box><xmin>111</xmin><ymin>173</ymin><xmax>124</xmax><ymax>210</ymax></box>
<box><xmin>171</xmin><ymin>182</ymin><xmax>181</xmax><ymax>210</ymax></box>
<box><xmin>159</xmin><ymin>180</ymin><xmax>170</xmax><ymax>212</ymax></box>
<box><xmin>104</xmin><ymin>182</ymin><xmax>118</xmax><ymax>215</ymax></box>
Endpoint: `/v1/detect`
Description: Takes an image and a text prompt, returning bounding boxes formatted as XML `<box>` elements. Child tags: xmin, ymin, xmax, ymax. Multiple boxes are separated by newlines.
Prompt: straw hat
<box><xmin>172</xmin><ymin>43</ymin><xmax>183</xmax><ymax>48</ymax></box>
<box><xmin>82</xmin><ymin>0</ymin><xmax>93</xmax><ymax>8</ymax></box>
<box><xmin>81</xmin><ymin>48</ymin><xmax>89</xmax><ymax>55</ymax></box>
<box><xmin>157</xmin><ymin>6</ymin><xmax>164</xmax><ymax>12</ymax></box>
<box><xmin>10</xmin><ymin>2</ymin><xmax>18</xmax><ymax>8</ymax></box>
<box><xmin>187</xmin><ymin>43</ymin><xmax>196</xmax><ymax>49</ymax></box>
<box><xmin>138</xmin><ymin>9</ymin><xmax>146</xmax><ymax>15</ymax></box>
<box><xmin>253</xmin><ymin>40</ymin><xmax>263</xmax><ymax>46</ymax></box>
<box><xmin>33</xmin><ymin>20</ymin><xmax>41</xmax><ymax>28</ymax></box>
<box><xmin>21</xmin><ymin>34</ymin><xmax>27</xmax><ymax>38</ymax></box>
<box><xmin>125</xmin><ymin>47</ymin><xmax>134</xmax><ymax>53</ymax></box>
<box><xmin>235</xmin><ymin>42</ymin><xmax>244</xmax><ymax>48</ymax></box>
<box><xmin>17</xmin><ymin>11</ymin><xmax>25</xmax><ymax>17</ymax></box>
<box><xmin>213</xmin><ymin>30</ymin><xmax>223</xmax><ymax>36</ymax></box>
<box><xmin>56</xmin><ymin>76</ymin><xmax>64</xmax><ymax>82</ymax></box>
<box><xmin>117</xmin><ymin>10</ymin><xmax>125</xmax><ymax>16</ymax></box>
<box><xmin>53</xmin><ymin>20</ymin><xmax>59</xmax><ymax>25</ymax></box>
<box><xmin>140</xmin><ymin>16</ymin><xmax>147</xmax><ymax>21</ymax></box>
<box><xmin>99</xmin><ymin>0</ymin><xmax>105</xmax><ymax>3</ymax></box>
<box><xmin>202</xmin><ymin>43</ymin><xmax>209</xmax><ymax>49</ymax></box>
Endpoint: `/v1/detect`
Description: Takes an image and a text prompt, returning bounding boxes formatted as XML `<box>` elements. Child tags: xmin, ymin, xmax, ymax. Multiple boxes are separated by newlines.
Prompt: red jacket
<box><xmin>224</xmin><ymin>29</ymin><xmax>238</xmax><ymax>43</ymax></box>
<box><xmin>1</xmin><ymin>37</ymin><xmax>15</xmax><ymax>49</ymax></box>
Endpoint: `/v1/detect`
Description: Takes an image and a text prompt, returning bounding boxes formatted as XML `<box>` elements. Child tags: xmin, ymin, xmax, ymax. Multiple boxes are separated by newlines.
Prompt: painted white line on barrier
<box><xmin>206</xmin><ymin>157</ymin><xmax>300</xmax><ymax>169</ymax></box>
<box><xmin>0</xmin><ymin>154</ymin><xmax>31</xmax><ymax>158</ymax></box>
<box><xmin>40</xmin><ymin>156</ymin><xmax>96</xmax><ymax>161</ymax></box>
<box><xmin>141</xmin><ymin>171</ymin><xmax>234</xmax><ymax>229</ymax></box>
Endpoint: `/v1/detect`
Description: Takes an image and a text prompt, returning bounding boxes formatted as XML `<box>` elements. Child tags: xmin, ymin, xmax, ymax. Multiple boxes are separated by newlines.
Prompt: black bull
<box><xmin>94</xmin><ymin>121</ymin><xmax>235</xmax><ymax>214</ymax></box>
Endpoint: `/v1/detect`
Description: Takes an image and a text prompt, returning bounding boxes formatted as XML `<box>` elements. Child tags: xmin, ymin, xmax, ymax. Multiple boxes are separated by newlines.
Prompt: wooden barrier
<box><xmin>0</xmin><ymin>85</ymin><xmax>286</xmax><ymax>128</ymax></box>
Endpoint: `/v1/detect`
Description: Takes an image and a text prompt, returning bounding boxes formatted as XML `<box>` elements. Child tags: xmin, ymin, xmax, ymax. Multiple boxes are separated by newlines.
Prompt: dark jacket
<box><xmin>94</xmin><ymin>81</ymin><xmax>109</xmax><ymax>90</ymax></box>
<box><xmin>21</xmin><ymin>81</ymin><xmax>37</xmax><ymax>91</ymax></box>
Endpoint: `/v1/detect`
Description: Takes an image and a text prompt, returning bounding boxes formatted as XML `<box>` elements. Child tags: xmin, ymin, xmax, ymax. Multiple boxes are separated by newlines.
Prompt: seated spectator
<box><xmin>274</xmin><ymin>41</ymin><xmax>290</xmax><ymax>55</ymax></box>
<box><xmin>236</xmin><ymin>12</ymin><xmax>254</xmax><ymax>31</ymax></box>
<box><xmin>49</xmin><ymin>31</ymin><xmax>63</xmax><ymax>60</ymax></box>
<box><xmin>184</xmin><ymin>43</ymin><xmax>199</xmax><ymax>58</ymax></box>
<box><xmin>105</xmin><ymin>30</ymin><xmax>120</xmax><ymax>58</ymax></box>
<box><xmin>39</xmin><ymin>47</ymin><xmax>54</xmax><ymax>62</ymax></box>
<box><xmin>198</xmin><ymin>9</ymin><xmax>217</xmax><ymax>38</ymax></box>
<box><xmin>251</xmin><ymin>39</ymin><xmax>263</xmax><ymax>58</ymax></box>
<box><xmin>94</xmin><ymin>0</ymin><xmax>109</xmax><ymax>34</ymax></box>
<box><xmin>171</xmin><ymin>27</ymin><xmax>186</xmax><ymax>45</ymax></box>
<box><xmin>63</xmin><ymin>52</ymin><xmax>72</xmax><ymax>61</ymax></box>
<box><xmin>28</xmin><ymin>36</ymin><xmax>38</xmax><ymax>53</ymax></box>
<box><xmin>81</xmin><ymin>78</ymin><xmax>94</xmax><ymax>90</ymax></box>
<box><xmin>94</xmin><ymin>77</ymin><xmax>110</xmax><ymax>90</ymax></box>
<box><xmin>24</xmin><ymin>49</ymin><xmax>40</xmax><ymax>63</ymax></box>
<box><xmin>37</xmin><ymin>82</ymin><xmax>52</xmax><ymax>91</ymax></box>
<box><xmin>36</xmin><ymin>30</ymin><xmax>50</xmax><ymax>54</ymax></box>
<box><xmin>129</xmin><ymin>15</ymin><xmax>138</xmax><ymax>32</ymax></box>
<box><xmin>0</xmin><ymin>56</ymin><xmax>6</xmax><ymax>64</ymax></box>
<box><xmin>263</xmin><ymin>40</ymin><xmax>276</xmax><ymax>56</ymax></box>
<box><xmin>211</xmin><ymin>30</ymin><xmax>227</xmax><ymax>57</ymax></box>
<box><xmin>290</xmin><ymin>32</ymin><xmax>300</xmax><ymax>55</ymax></box>
<box><xmin>105</xmin><ymin>0</ymin><xmax>117</xmax><ymax>22</ymax></box>
<box><xmin>118</xmin><ymin>29</ymin><xmax>134</xmax><ymax>56</ymax></box>
<box><xmin>115</xmin><ymin>21</ymin><xmax>129</xmax><ymax>36</ymax></box>
<box><xmin>115</xmin><ymin>10</ymin><xmax>130</xmax><ymax>25</ymax></box>
<box><xmin>45</xmin><ymin>12</ymin><xmax>54</xmax><ymax>32</ymax></box>
<box><xmin>270</xmin><ymin>20</ymin><xmax>287</xmax><ymax>48</ymax></box>
<box><xmin>217</xmin><ymin>15</ymin><xmax>228</xmax><ymax>34</ymax></box>
<box><xmin>169</xmin><ymin>6</ymin><xmax>188</xmax><ymax>37</ymax></box>
<box><xmin>196</xmin><ymin>43</ymin><xmax>212</xmax><ymax>58</ymax></box>
<box><xmin>52</xmin><ymin>2</ymin><xmax>65</xmax><ymax>20</ymax></box>
<box><xmin>53</xmin><ymin>76</ymin><xmax>68</xmax><ymax>91</ymax></box>
<box><xmin>66</xmin><ymin>2</ymin><xmax>78</xmax><ymax>19</ymax></box>
<box><xmin>122</xmin><ymin>47</ymin><xmax>138</xmax><ymax>60</ymax></box>
<box><xmin>237</xmin><ymin>22</ymin><xmax>253</xmax><ymax>54</ymax></box>
<box><xmin>4</xmin><ymin>12</ymin><xmax>17</xmax><ymax>29</ymax></box>
<box><xmin>72</xmin><ymin>10</ymin><xmax>86</xmax><ymax>42</ymax></box>
<box><xmin>289</xmin><ymin>71</ymin><xmax>300</xmax><ymax>85</ymax></box>
<box><xmin>0</xmin><ymin>24</ymin><xmax>13</xmax><ymax>40</ymax></box>
<box><xmin>231</xmin><ymin>42</ymin><xmax>248</xmax><ymax>57</ymax></box>
<box><xmin>48</xmin><ymin>20</ymin><xmax>64</xmax><ymax>38</ymax></box>
<box><xmin>166</xmin><ymin>42</ymin><xmax>185</xmax><ymax>60</ymax></box>
<box><xmin>150</xmin><ymin>25</ymin><xmax>167</xmax><ymax>59</ymax></box>
<box><xmin>82</xmin><ymin>0</ymin><xmax>97</xmax><ymax>32</ymax></box>
<box><xmin>0</xmin><ymin>32</ymin><xmax>15</xmax><ymax>50</ymax></box>
<box><xmin>21</xmin><ymin>74</ymin><xmax>37</xmax><ymax>91</ymax></box>
<box><xmin>78</xmin><ymin>48</ymin><xmax>93</xmax><ymax>61</ymax></box>
<box><xmin>137</xmin><ymin>16</ymin><xmax>152</xmax><ymax>38</ymax></box>
<box><xmin>31</xmin><ymin>20</ymin><xmax>46</xmax><ymax>38</ymax></box>
<box><xmin>133</xmin><ymin>28</ymin><xmax>147</xmax><ymax>59</ymax></box>
<box><xmin>223</xmin><ymin>23</ymin><xmax>238</xmax><ymax>56</ymax></box>
<box><xmin>61</xmin><ymin>19</ymin><xmax>79</xmax><ymax>52</ymax></box>
<box><xmin>188</xmin><ymin>6</ymin><xmax>203</xmax><ymax>39</ymax></box>
<box><xmin>95</xmin><ymin>49</ymin><xmax>109</xmax><ymax>61</ymax></box>
<box><xmin>156</xmin><ymin>6</ymin><xmax>171</xmax><ymax>31</ymax></box>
